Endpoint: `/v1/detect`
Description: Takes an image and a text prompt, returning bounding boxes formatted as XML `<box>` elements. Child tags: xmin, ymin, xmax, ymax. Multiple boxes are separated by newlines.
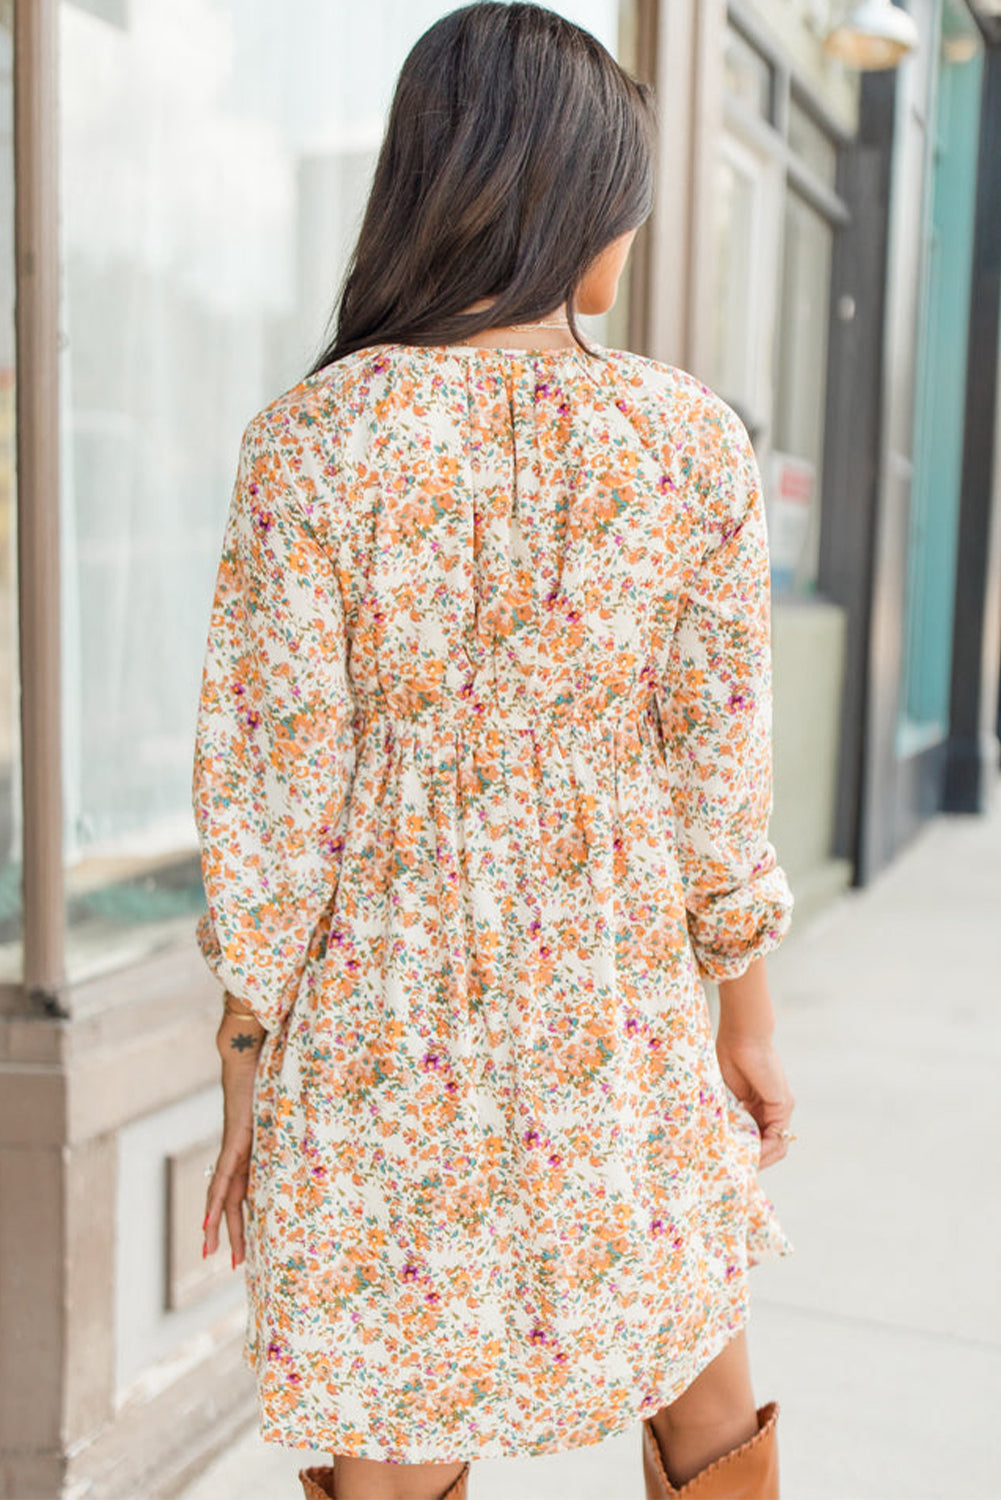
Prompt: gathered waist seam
<box><xmin>350</xmin><ymin>696</ymin><xmax>659</xmax><ymax>738</ymax></box>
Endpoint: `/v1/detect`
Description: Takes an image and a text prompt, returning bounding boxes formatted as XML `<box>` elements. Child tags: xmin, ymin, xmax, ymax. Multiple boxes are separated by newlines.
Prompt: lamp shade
<box><xmin>824</xmin><ymin>0</ymin><xmax>920</xmax><ymax>67</ymax></box>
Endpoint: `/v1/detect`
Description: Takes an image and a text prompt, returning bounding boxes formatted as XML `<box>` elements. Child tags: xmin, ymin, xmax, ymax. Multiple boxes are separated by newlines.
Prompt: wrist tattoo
<box><xmin>229</xmin><ymin>1031</ymin><xmax>263</xmax><ymax>1053</ymax></box>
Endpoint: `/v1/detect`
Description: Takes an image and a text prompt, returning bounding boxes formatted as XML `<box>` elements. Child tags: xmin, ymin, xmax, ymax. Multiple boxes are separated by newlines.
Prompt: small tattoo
<box><xmin>230</xmin><ymin>1031</ymin><xmax>262</xmax><ymax>1052</ymax></box>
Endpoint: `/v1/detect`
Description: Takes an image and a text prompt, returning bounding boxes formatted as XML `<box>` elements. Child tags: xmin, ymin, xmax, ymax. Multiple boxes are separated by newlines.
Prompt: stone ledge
<box><xmin>65</xmin><ymin>1313</ymin><xmax>255</xmax><ymax>1500</ymax></box>
<box><xmin>0</xmin><ymin>938</ymin><xmax>230</xmax><ymax>1145</ymax></box>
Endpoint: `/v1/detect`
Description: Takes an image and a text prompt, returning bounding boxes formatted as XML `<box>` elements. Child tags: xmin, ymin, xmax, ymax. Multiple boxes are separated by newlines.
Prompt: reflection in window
<box><xmin>788</xmin><ymin>97</ymin><xmax>838</xmax><ymax>188</ymax></box>
<box><xmin>0</xmin><ymin>9</ymin><xmax>19</xmax><ymax>981</ymax></box>
<box><xmin>724</xmin><ymin>22</ymin><xmax>773</xmax><ymax>121</ymax></box>
<box><xmin>772</xmin><ymin>192</ymin><xmax>833</xmax><ymax>595</ymax></box>
<box><xmin>59</xmin><ymin>0</ymin><xmax>634</xmax><ymax>981</ymax></box>
<box><xmin>710</xmin><ymin>151</ymin><xmax>757</xmax><ymax>417</ymax></box>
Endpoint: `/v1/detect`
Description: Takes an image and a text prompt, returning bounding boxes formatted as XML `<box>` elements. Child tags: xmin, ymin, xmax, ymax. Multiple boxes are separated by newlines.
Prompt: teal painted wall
<box><xmin>898</xmin><ymin>11</ymin><xmax>984</xmax><ymax>754</ymax></box>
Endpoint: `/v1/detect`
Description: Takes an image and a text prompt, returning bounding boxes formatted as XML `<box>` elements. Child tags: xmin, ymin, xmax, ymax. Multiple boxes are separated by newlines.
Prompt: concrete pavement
<box><xmin>175</xmin><ymin>781</ymin><xmax>1001</xmax><ymax>1500</ymax></box>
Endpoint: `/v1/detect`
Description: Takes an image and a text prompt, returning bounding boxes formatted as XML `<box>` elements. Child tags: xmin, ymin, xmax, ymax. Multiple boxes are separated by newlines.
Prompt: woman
<box><xmin>195</xmin><ymin>6</ymin><xmax>798</xmax><ymax>1499</ymax></box>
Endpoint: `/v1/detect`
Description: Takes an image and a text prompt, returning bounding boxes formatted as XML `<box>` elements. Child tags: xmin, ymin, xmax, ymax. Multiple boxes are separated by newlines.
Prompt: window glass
<box><xmin>723</xmin><ymin>22</ymin><xmax>773</xmax><ymax>121</ymax></box>
<box><xmin>771</xmin><ymin>191</ymin><xmax>833</xmax><ymax>595</ymax></box>
<box><xmin>0</xmin><ymin>6</ymin><xmax>19</xmax><ymax>983</ymax></box>
<box><xmin>708</xmin><ymin>128</ymin><xmax>783</xmax><ymax>469</ymax></box>
<box><xmin>716</xmin><ymin>22</ymin><xmax>841</xmax><ymax>601</ymax></box>
<box><xmin>59</xmin><ymin>0</ymin><xmax>636</xmax><ymax>982</ymax></box>
<box><xmin>788</xmin><ymin>96</ymin><xmax>838</xmax><ymax>188</ymax></box>
<box><xmin>710</xmin><ymin>152</ymin><xmax>757</xmax><ymax>413</ymax></box>
<box><xmin>898</xmin><ymin>3</ymin><xmax>983</xmax><ymax>756</ymax></box>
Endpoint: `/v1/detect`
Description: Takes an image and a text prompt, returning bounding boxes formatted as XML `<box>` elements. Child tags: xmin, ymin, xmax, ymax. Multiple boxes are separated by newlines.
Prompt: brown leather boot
<box><xmin>298</xmin><ymin>1470</ymin><xmax>335</xmax><ymax>1500</ymax></box>
<box><xmin>641</xmin><ymin>1400</ymin><xmax>779</xmax><ymax>1498</ymax></box>
<box><xmin>298</xmin><ymin>1459</ymin><xmax>471</xmax><ymax>1499</ymax></box>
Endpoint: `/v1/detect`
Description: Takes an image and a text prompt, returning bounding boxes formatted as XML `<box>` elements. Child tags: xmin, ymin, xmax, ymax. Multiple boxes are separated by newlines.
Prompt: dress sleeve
<box><xmin>191</xmin><ymin>413</ymin><xmax>356</xmax><ymax>1035</ymax></box>
<box><xmin>655</xmin><ymin>401</ymin><xmax>794</xmax><ymax>983</ymax></box>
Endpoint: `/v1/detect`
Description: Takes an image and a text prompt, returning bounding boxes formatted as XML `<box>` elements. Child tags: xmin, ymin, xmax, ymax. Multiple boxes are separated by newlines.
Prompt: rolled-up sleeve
<box><xmin>192</xmin><ymin>413</ymin><xmax>356</xmax><ymax>1034</ymax></box>
<box><xmin>655</xmin><ymin>402</ymin><xmax>794</xmax><ymax>983</ymax></box>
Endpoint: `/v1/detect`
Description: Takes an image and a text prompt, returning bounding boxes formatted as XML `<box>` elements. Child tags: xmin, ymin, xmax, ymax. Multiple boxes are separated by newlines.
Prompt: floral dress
<box><xmin>191</xmin><ymin>339</ymin><xmax>795</xmax><ymax>1464</ymax></box>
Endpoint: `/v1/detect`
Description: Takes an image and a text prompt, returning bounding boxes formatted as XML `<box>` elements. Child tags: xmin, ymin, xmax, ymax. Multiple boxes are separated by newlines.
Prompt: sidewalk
<box><xmin>177</xmin><ymin>788</ymin><xmax>1001</xmax><ymax>1500</ymax></box>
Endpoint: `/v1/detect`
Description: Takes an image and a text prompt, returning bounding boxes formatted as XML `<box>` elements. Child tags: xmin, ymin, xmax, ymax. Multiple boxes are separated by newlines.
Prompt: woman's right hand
<box><xmin>715</xmin><ymin>1027</ymin><xmax>796</xmax><ymax>1169</ymax></box>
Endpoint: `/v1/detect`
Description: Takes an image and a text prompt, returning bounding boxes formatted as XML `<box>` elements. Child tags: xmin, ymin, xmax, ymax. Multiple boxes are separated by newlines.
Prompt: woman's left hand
<box><xmin>202</xmin><ymin>1002</ymin><xmax>267</xmax><ymax>1269</ymax></box>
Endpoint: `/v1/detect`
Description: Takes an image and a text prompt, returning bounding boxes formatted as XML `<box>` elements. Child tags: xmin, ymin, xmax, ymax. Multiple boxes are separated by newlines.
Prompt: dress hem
<box><xmin>247</xmin><ymin>1297</ymin><xmax>754</xmax><ymax>1465</ymax></box>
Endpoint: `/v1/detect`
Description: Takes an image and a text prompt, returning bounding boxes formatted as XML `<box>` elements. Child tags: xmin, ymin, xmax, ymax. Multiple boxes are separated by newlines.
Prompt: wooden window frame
<box><xmin>12</xmin><ymin>0</ymin><xmax>65</xmax><ymax>1017</ymax></box>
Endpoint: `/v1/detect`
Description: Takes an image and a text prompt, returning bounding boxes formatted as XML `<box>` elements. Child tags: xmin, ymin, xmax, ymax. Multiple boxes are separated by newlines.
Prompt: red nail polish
<box><xmin>202</xmin><ymin>1213</ymin><xmax>209</xmax><ymax>1230</ymax></box>
<box><xmin>231</xmin><ymin>1252</ymin><xmax>237</xmax><ymax>1270</ymax></box>
<box><xmin>202</xmin><ymin>1242</ymin><xmax>208</xmax><ymax>1258</ymax></box>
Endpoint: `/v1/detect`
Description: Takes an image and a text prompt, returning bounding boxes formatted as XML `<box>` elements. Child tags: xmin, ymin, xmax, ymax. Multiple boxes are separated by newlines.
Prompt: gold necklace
<box><xmin>506</xmin><ymin>317</ymin><xmax>570</xmax><ymax>331</ymax></box>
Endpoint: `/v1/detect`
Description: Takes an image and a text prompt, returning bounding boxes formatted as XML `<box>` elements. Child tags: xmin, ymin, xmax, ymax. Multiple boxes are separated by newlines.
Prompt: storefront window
<box><xmin>724</xmin><ymin>22</ymin><xmax>773</xmax><ymax>121</ymax></box>
<box><xmin>709</xmin><ymin>136</ymin><xmax>782</xmax><ymax>427</ymax></box>
<box><xmin>715</xmin><ymin>18</ymin><xmax>843</xmax><ymax>601</ymax></box>
<box><xmin>788</xmin><ymin>96</ymin><xmax>838</xmax><ymax>188</ymax></box>
<box><xmin>771</xmin><ymin>192</ymin><xmax>834</xmax><ymax>595</ymax></box>
<box><xmin>0</xmin><ymin>5</ymin><xmax>19</xmax><ymax>983</ymax></box>
<box><xmin>713</xmin><ymin>155</ymin><xmax>756</xmax><ymax>413</ymax></box>
<box><xmin>58</xmin><ymin>0</ymin><xmax>638</xmax><ymax>983</ymax></box>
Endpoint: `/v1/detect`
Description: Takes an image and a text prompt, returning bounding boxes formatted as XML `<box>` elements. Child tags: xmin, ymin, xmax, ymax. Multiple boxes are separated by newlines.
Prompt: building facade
<box><xmin>850</xmin><ymin>0</ymin><xmax>1001</xmax><ymax>876</ymax></box>
<box><xmin>667</xmin><ymin>0</ymin><xmax>863</xmax><ymax>923</ymax></box>
<box><xmin>1</xmin><ymin>1</ymin><xmax>999</xmax><ymax>1496</ymax></box>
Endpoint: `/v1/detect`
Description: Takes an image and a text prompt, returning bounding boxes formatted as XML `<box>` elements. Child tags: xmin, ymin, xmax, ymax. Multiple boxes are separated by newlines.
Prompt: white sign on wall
<box><xmin>767</xmin><ymin>450</ymin><xmax>815</xmax><ymax>591</ymax></box>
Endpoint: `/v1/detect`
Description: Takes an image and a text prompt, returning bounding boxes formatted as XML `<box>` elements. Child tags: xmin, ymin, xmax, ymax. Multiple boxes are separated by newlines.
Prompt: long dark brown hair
<box><xmin>306</xmin><ymin>2</ymin><xmax>656</xmax><ymax>371</ymax></box>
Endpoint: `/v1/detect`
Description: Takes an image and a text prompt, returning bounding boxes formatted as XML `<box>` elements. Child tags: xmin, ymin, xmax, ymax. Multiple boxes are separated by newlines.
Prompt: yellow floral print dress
<box><xmin>192</xmin><ymin>339</ymin><xmax>795</xmax><ymax>1463</ymax></box>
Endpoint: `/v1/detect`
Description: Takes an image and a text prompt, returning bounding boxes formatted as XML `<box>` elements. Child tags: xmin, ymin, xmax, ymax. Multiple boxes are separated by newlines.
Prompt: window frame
<box><xmin>717</xmin><ymin>2</ymin><xmax>852</xmax><ymax>600</ymax></box>
<box><xmin>11</xmin><ymin>0</ymin><xmax>65</xmax><ymax>1017</ymax></box>
<box><xmin>7</xmin><ymin>0</ymin><xmax>658</xmax><ymax>1023</ymax></box>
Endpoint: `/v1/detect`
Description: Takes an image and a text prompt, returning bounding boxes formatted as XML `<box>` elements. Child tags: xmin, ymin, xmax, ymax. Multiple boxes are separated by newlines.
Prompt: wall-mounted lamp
<box><xmin>941</xmin><ymin>32</ymin><xmax>980</xmax><ymax>62</ymax></box>
<box><xmin>823</xmin><ymin>0</ymin><xmax>920</xmax><ymax>68</ymax></box>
